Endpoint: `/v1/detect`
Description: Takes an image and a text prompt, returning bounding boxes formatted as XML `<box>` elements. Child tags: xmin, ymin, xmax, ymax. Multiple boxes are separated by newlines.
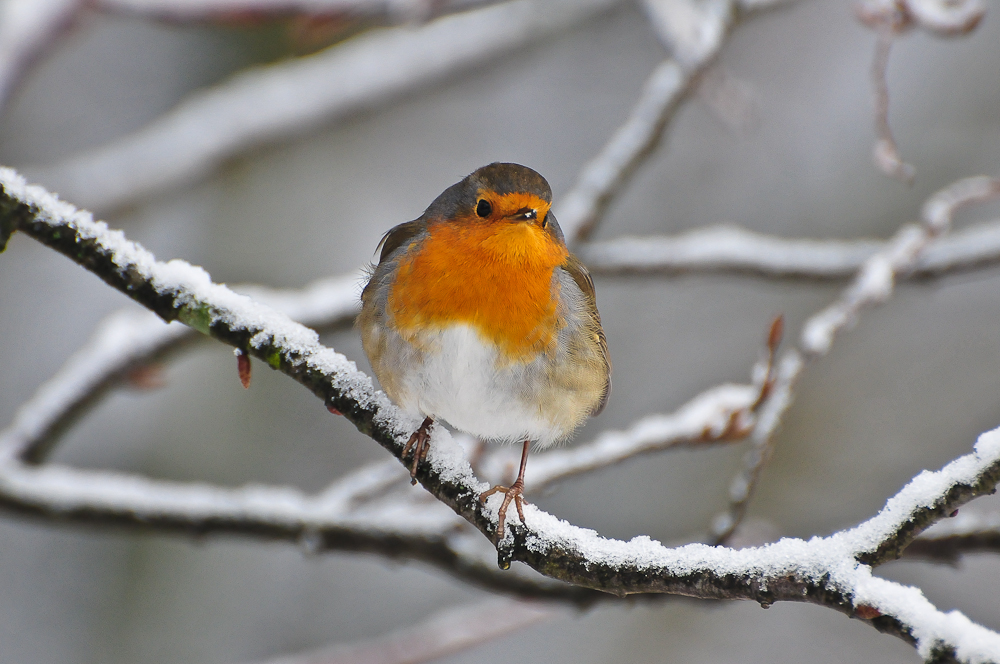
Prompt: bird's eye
<box><xmin>476</xmin><ymin>199</ymin><xmax>492</xmax><ymax>218</ymax></box>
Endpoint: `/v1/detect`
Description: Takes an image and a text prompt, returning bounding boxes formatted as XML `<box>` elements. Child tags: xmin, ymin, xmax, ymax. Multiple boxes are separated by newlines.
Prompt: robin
<box><xmin>358</xmin><ymin>163</ymin><xmax>610</xmax><ymax>539</ymax></box>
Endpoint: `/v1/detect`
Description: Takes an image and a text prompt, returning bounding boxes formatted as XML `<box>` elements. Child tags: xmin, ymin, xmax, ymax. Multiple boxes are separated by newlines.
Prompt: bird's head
<box><xmin>426</xmin><ymin>163</ymin><xmax>560</xmax><ymax>235</ymax></box>
<box><xmin>422</xmin><ymin>163</ymin><xmax>565</xmax><ymax>264</ymax></box>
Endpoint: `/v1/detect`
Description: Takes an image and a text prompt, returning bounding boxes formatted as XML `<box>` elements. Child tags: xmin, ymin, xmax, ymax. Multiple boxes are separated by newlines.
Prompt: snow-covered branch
<box><xmin>579</xmin><ymin>219</ymin><xmax>1000</xmax><ymax>279</ymax></box>
<box><xmin>5</xmin><ymin>163</ymin><xmax>1000</xmax><ymax>660</ymax></box>
<box><xmin>856</xmin><ymin>0</ymin><xmax>986</xmax><ymax>38</ymax></box>
<box><xmin>856</xmin><ymin>0</ymin><xmax>986</xmax><ymax>180</ymax></box>
<box><xmin>801</xmin><ymin>175</ymin><xmax>998</xmax><ymax>357</ymax></box>
<box><xmin>708</xmin><ymin>174</ymin><xmax>1000</xmax><ymax>543</ymax></box>
<box><xmin>556</xmin><ymin>0</ymin><xmax>781</xmax><ymax>242</ymax></box>
<box><xmin>0</xmin><ymin>273</ymin><xmax>360</xmax><ymax>464</ymax></box>
<box><xmin>521</xmin><ymin>382</ymin><xmax>757</xmax><ymax>489</ymax></box>
<box><xmin>29</xmin><ymin>0</ymin><xmax>621</xmax><ymax>212</ymax></box>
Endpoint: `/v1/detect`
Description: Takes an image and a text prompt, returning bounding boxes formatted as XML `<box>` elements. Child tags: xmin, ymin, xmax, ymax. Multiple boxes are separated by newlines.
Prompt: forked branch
<box><xmin>5</xmin><ymin>168</ymin><xmax>1000</xmax><ymax>662</ymax></box>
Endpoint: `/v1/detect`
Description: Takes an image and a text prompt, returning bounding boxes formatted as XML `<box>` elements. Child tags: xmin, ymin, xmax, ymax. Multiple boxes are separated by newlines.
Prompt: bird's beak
<box><xmin>509</xmin><ymin>207</ymin><xmax>538</xmax><ymax>222</ymax></box>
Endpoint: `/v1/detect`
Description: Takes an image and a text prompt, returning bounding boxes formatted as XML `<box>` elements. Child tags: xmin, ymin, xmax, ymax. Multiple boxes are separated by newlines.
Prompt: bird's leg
<box><xmin>402</xmin><ymin>416</ymin><xmax>434</xmax><ymax>485</ymax></box>
<box><xmin>479</xmin><ymin>439</ymin><xmax>530</xmax><ymax>539</ymax></box>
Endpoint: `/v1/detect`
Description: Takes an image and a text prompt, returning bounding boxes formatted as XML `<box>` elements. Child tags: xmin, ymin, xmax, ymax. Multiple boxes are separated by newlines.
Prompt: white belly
<box><xmin>392</xmin><ymin>325</ymin><xmax>566</xmax><ymax>447</ymax></box>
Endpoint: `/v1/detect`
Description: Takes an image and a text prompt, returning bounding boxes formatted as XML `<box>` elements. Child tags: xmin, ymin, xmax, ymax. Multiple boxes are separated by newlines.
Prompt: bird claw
<box><xmin>402</xmin><ymin>417</ymin><xmax>433</xmax><ymax>484</ymax></box>
<box><xmin>479</xmin><ymin>478</ymin><xmax>526</xmax><ymax>540</ymax></box>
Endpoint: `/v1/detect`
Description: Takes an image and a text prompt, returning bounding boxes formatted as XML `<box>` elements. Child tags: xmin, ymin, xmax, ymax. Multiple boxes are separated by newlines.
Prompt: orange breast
<box><xmin>388</xmin><ymin>217</ymin><xmax>569</xmax><ymax>362</ymax></box>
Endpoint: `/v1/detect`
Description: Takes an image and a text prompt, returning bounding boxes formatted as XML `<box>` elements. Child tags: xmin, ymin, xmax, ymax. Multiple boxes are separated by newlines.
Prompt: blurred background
<box><xmin>1</xmin><ymin>0</ymin><xmax>1000</xmax><ymax>662</ymax></box>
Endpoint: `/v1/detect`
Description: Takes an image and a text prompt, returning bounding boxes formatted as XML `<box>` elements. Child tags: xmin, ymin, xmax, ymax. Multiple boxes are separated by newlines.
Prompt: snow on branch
<box><xmin>551</xmin><ymin>0</ymin><xmax>787</xmax><ymax>242</ymax></box>
<box><xmin>521</xmin><ymin>382</ymin><xmax>758</xmax><ymax>489</ymax></box>
<box><xmin>800</xmin><ymin>175</ymin><xmax>999</xmax><ymax>357</ymax></box>
<box><xmin>856</xmin><ymin>0</ymin><xmax>987</xmax><ymax>181</ymax></box>
<box><xmin>0</xmin><ymin>273</ymin><xmax>360</xmax><ymax>465</ymax></box>
<box><xmin>857</xmin><ymin>0</ymin><xmax>985</xmax><ymax>38</ymax></box>
<box><xmin>579</xmin><ymin>219</ymin><xmax>1000</xmax><ymax>279</ymax></box>
<box><xmin>29</xmin><ymin>0</ymin><xmax>620</xmax><ymax>212</ymax></box>
<box><xmin>708</xmin><ymin>174</ymin><xmax>1000</xmax><ymax>544</ymax></box>
<box><xmin>555</xmin><ymin>59</ymin><xmax>690</xmax><ymax>243</ymax></box>
<box><xmin>6</xmin><ymin>164</ymin><xmax>1000</xmax><ymax>659</ymax></box>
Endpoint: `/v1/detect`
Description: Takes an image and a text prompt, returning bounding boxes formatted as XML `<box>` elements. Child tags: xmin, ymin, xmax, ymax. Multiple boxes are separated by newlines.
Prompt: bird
<box><xmin>358</xmin><ymin>163</ymin><xmax>610</xmax><ymax>540</ymax></box>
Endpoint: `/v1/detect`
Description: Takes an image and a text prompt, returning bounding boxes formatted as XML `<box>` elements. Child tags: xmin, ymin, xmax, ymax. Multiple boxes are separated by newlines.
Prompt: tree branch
<box><xmin>5</xmin><ymin>164</ymin><xmax>1000</xmax><ymax>660</ymax></box>
<box><xmin>708</xmin><ymin>175</ymin><xmax>1000</xmax><ymax>543</ymax></box>
<box><xmin>579</xmin><ymin>218</ymin><xmax>1000</xmax><ymax>279</ymax></box>
<box><xmin>556</xmin><ymin>0</ymin><xmax>767</xmax><ymax>242</ymax></box>
<box><xmin>905</xmin><ymin>509</ymin><xmax>1000</xmax><ymax>563</ymax></box>
<box><xmin>856</xmin><ymin>0</ymin><xmax>987</xmax><ymax>181</ymax></box>
<box><xmin>0</xmin><ymin>271</ymin><xmax>360</xmax><ymax>464</ymax></box>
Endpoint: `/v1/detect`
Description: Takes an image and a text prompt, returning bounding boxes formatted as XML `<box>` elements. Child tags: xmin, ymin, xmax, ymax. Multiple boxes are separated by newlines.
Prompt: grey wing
<box><xmin>361</xmin><ymin>220</ymin><xmax>426</xmax><ymax>313</ymax></box>
<box><xmin>560</xmin><ymin>253</ymin><xmax>612</xmax><ymax>415</ymax></box>
<box><xmin>358</xmin><ymin>220</ymin><xmax>428</xmax><ymax>404</ymax></box>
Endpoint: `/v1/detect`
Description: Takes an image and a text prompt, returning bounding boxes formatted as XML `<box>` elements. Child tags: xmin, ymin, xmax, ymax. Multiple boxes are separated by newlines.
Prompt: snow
<box><xmin>799</xmin><ymin>225</ymin><xmax>930</xmax><ymax>357</ymax></box>
<box><xmin>520</xmin><ymin>382</ymin><xmax>757</xmax><ymax>487</ymax></box>
<box><xmin>838</xmin><ymin>427</ymin><xmax>1000</xmax><ymax>556</ymax></box>
<box><xmin>504</xmin><ymin>425</ymin><xmax>1000</xmax><ymax>660</ymax></box>
<box><xmin>557</xmin><ymin>59</ymin><xmax>685</xmax><ymax>242</ymax></box>
<box><xmin>0</xmin><ymin>166</ymin><xmax>408</xmax><ymax>439</ymax></box>
<box><xmin>0</xmin><ymin>308</ymin><xmax>187</xmax><ymax>462</ymax></box>
<box><xmin>0</xmin><ymin>271</ymin><xmax>361</xmax><ymax>466</ymax></box>
<box><xmin>579</xmin><ymin>225</ymin><xmax>884</xmax><ymax>277</ymax></box>
<box><xmin>0</xmin><ymin>459</ymin><xmax>460</xmax><ymax>537</ymax></box>
<box><xmin>579</xmin><ymin>218</ymin><xmax>1000</xmax><ymax>280</ymax></box>
<box><xmin>7</xmin><ymin>164</ymin><xmax>1000</xmax><ymax>660</ymax></box>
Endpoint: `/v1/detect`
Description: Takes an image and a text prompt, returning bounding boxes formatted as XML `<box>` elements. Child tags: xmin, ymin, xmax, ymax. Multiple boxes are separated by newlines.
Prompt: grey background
<box><xmin>1</xmin><ymin>1</ymin><xmax>1000</xmax><ymax>662</ymax></box>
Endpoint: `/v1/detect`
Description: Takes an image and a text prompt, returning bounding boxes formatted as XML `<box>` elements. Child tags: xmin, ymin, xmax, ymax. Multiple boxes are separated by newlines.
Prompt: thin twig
<box><xmin>870</xmin><ymin>27</ymin><xmax>915</xmax><ymax>183</ymax></box>
<box><xmin>557</xmin><ymin>0</ymin><xmax>798</xmax><ymax>243</ymax></box>
<box><xmin>0</xmin><ymin>273</ymin><xmax>361</xmax><ymax>464</ymax></box>
<box><xmin>239</xmin><ymin>598</ymin><xmax>561</xmax><ymax>664</ymax></box>
<box><xmin>7</xmin><ymin>170</ymin><xmax>1000</xmax><ymax>659</ymax></box>
<box><xmin>906</xmin><ymin>509</ymin><xmax>1000</xmax><ymax>563</ymax></box>
<box><xmin>857</xmin><ymin>0</ymin><xmax>988</xmax><ymax>182</ymax></box>
<box><xmin>709</xmin><ymin>175</ymin><xmax>1000</xmax><ymax>544</ymax></box>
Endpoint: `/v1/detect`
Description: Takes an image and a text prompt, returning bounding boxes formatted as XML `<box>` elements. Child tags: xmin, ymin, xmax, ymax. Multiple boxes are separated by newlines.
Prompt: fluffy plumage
<box><xmin>358</xmin><ymin>163</ymin><xmax>610</xmax><ymax>447</ymax></box>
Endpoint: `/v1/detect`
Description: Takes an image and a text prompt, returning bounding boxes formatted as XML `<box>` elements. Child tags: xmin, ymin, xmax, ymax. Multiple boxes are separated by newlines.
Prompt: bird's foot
<box><xmin>402</xmin><ymin>416</ymin><xmax>433</xmax><ymax>484</ymax></box>
<box><xmin>479</xmin><ymin>477</ymin><xmax>526</xmax><ymax>540</ymax></box>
